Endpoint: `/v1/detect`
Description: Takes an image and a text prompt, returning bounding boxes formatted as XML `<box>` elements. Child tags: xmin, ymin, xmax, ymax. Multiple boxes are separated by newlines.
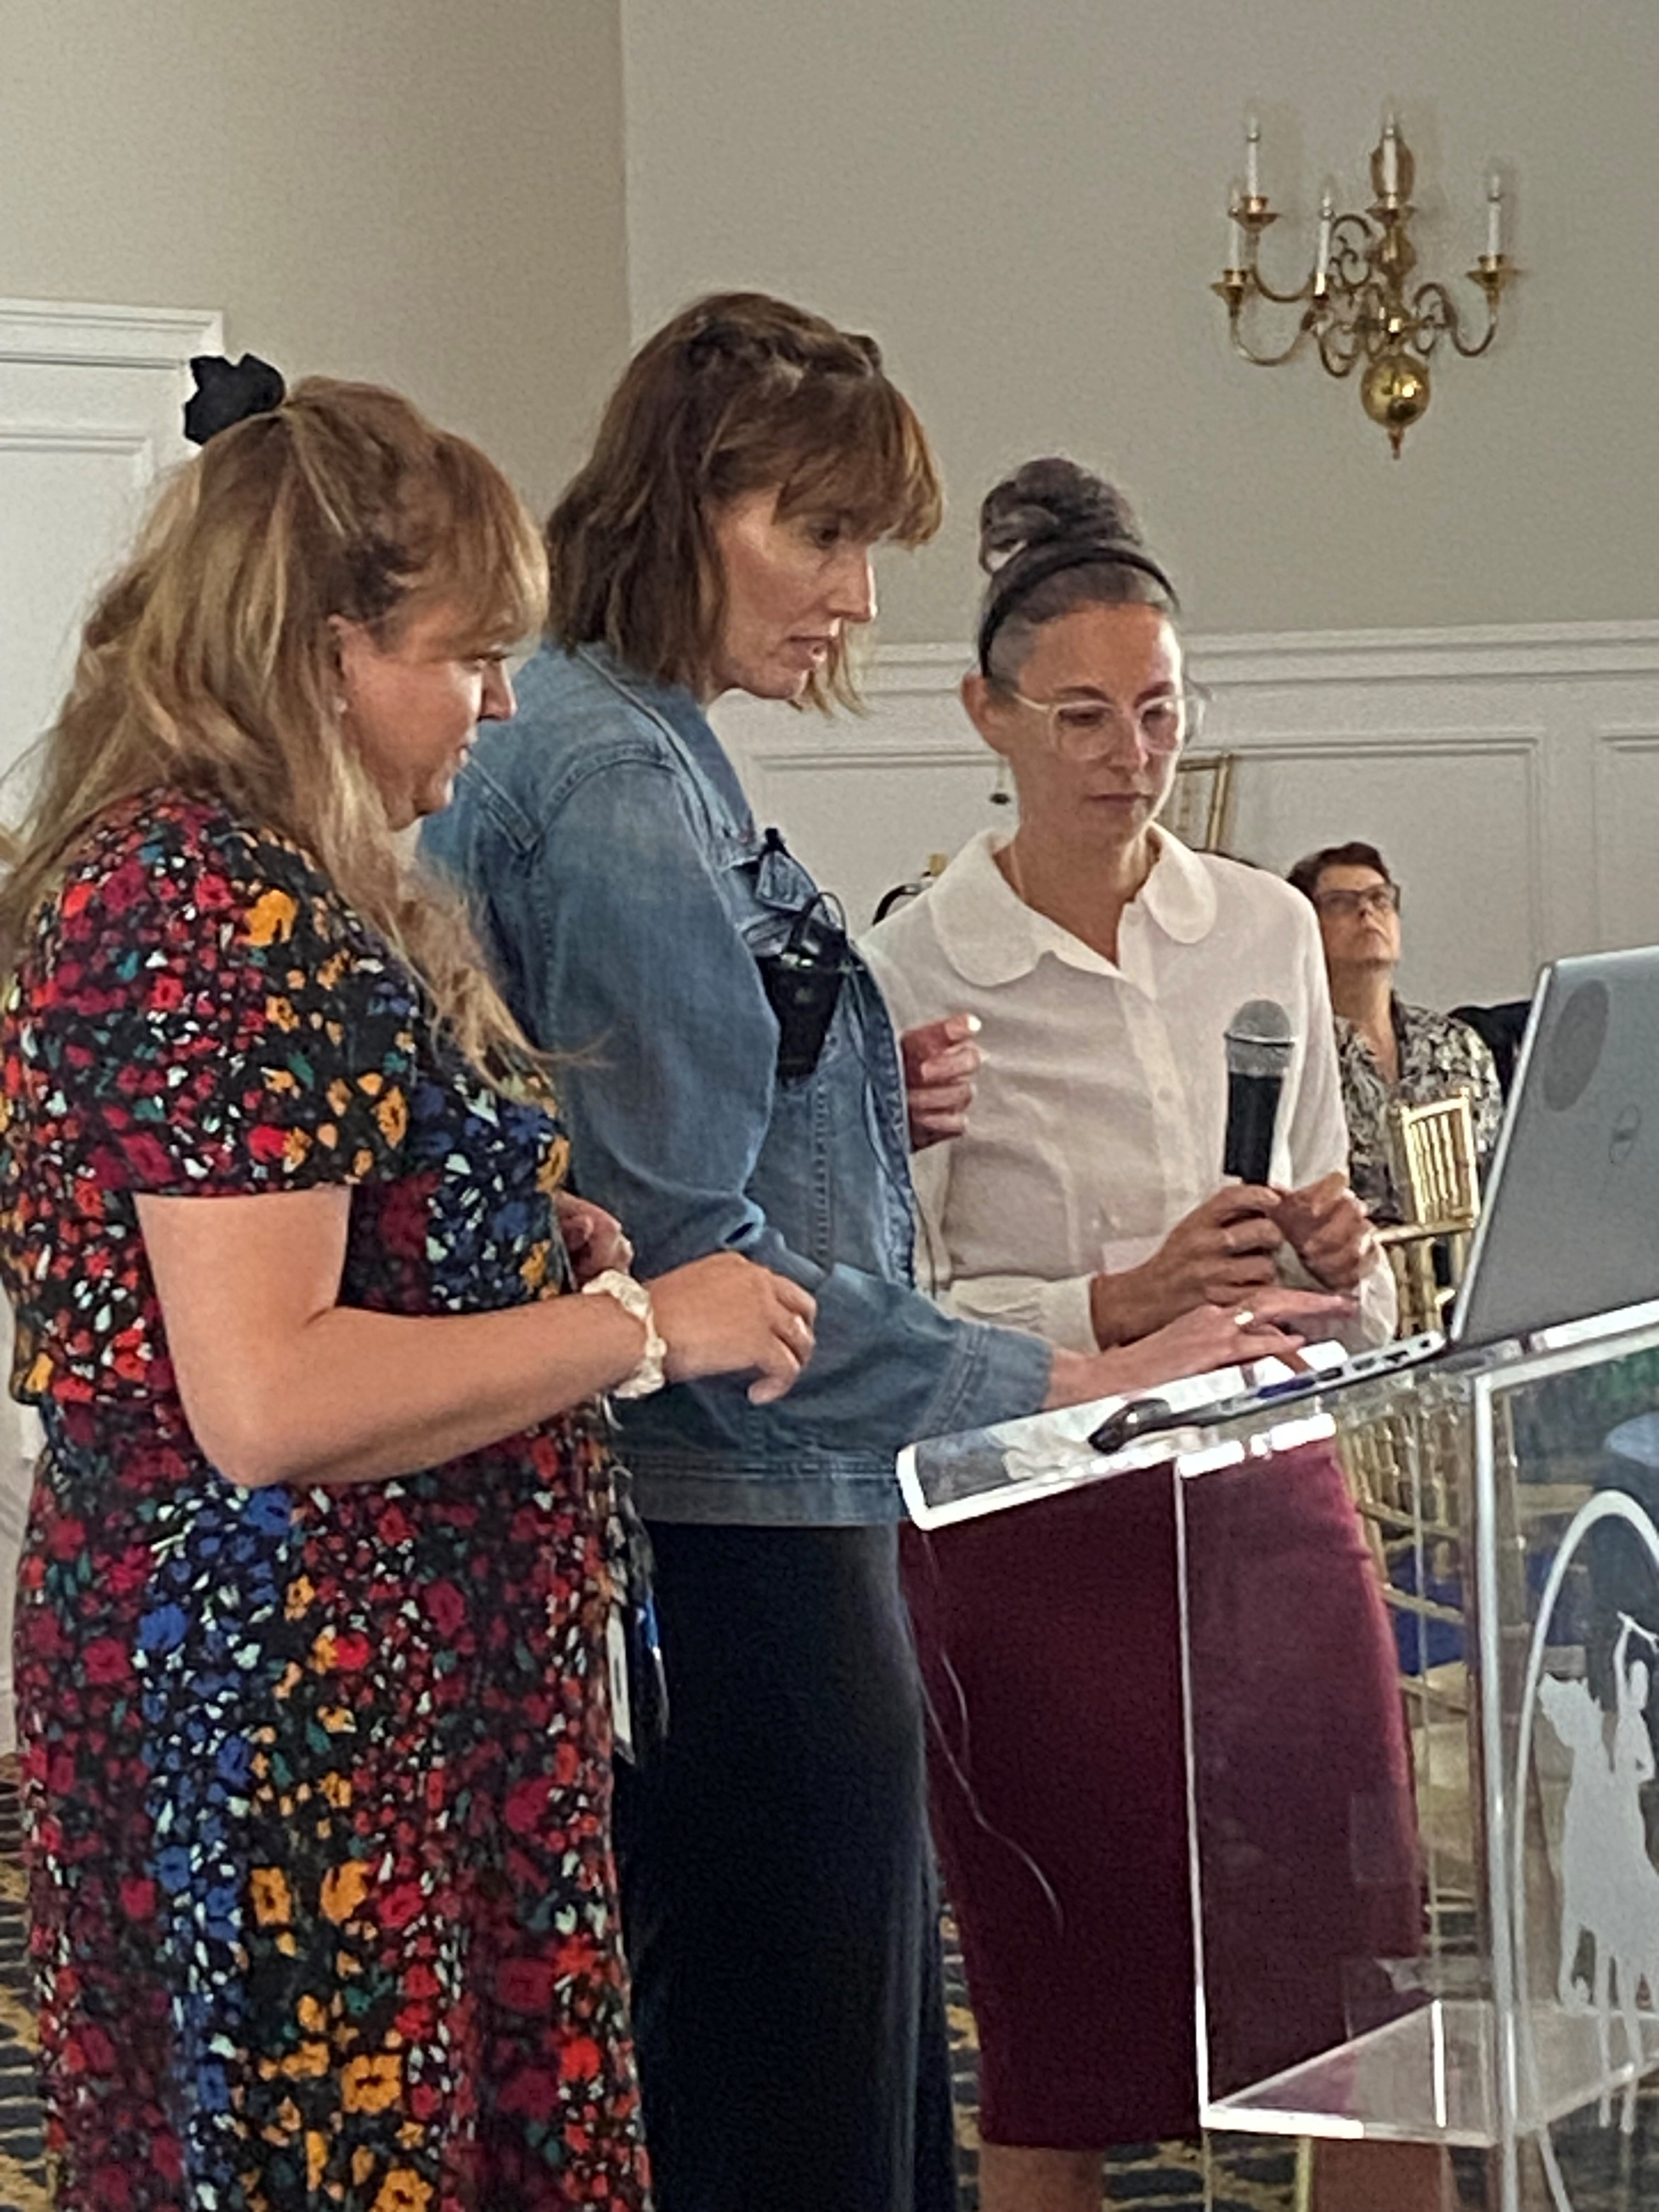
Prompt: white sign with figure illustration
<box><xmin>1537</xmin><ymin>1612</ymin><xmax>1659</xmax><ymax>2134</ymax></box>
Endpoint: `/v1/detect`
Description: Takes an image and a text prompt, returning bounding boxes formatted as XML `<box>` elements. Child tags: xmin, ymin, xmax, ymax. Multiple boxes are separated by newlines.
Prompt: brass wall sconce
<box><xmin>1213</xmin><ymin>114</ymin><xmax>1515</xmax><ymax>455</ymax></box>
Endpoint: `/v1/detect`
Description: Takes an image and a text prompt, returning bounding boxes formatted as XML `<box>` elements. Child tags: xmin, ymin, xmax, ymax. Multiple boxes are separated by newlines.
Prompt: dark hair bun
<box><xmin>978</xmin><ymin>456</ymin><xmax>1141</xmax><ymax>576</ymax></box>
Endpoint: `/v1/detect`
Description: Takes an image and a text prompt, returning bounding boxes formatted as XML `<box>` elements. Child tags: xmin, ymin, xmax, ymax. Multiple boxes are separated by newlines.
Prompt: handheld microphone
<box><xmin>1223</xmin><ymin>998</ymin><xmax>1295</xmax><ymax>1185</ymax></box>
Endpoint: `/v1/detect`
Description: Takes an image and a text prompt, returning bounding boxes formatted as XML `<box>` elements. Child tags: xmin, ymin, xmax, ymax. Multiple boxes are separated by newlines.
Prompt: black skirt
<box><xmin>614</xmin><ymin>1519</ymin><xmax>956</xmax><ymax>2212</ymax></box>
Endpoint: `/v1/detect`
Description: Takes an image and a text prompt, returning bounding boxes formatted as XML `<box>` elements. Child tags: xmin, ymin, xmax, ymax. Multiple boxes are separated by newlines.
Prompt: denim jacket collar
<box><xmin>574</xmin><ymin>644</ymin><xmax>754</xmax><ymax>831</ymax></box>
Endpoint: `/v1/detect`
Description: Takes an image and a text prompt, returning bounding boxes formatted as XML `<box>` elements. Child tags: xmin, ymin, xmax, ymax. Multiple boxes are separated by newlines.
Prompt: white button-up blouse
<box><xmin>861</xmin><ymin>827</ymin><xmax>1395</xmax><ymax>1353</ymax></box>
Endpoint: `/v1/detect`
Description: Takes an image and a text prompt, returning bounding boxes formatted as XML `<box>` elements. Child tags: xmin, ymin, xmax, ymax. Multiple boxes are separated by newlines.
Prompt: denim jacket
<box><xmin>418</xmin><ymin>642</ymin><xmax>1052</xmax><ymax>1524</ymax></box>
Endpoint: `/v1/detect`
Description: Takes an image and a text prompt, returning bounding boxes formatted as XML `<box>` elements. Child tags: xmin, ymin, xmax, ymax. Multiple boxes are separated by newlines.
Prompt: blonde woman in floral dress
<box><xmin>0</xmin><ymin>362</ymin><xmax>814</xmax><ymax>2211</ymax></box>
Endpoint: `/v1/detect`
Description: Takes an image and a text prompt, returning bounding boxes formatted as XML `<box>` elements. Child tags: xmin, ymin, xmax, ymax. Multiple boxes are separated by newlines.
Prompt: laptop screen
<box><xmin>1452</xmin><ymin>945</ymin><xmax>1659</xmax><ymax>1346</ymax></box>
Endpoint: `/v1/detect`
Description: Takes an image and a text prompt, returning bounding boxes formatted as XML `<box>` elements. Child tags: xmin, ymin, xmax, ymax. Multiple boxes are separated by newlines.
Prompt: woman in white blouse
<box><xmin>862</xmin><ymin>459</ymin><xmax>1425</xmax><ymax>2212</ymax></box>
<box><xmin>874</xmin><ymin>806</ymin><xmax>1395</xmax><ymax>1353</ymax></box>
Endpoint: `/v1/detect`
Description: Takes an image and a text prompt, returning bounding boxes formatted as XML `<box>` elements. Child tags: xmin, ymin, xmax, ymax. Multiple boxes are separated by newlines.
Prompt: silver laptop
<box><xmin>1453</xmin><ymin>944</ymin><xmax>1659</xmax><ymax>1344</ymax></box>
<box><xmin>897</xmin><ymin>945</ymin><xmax>1659</xmax><ymax>1528</ymax></box>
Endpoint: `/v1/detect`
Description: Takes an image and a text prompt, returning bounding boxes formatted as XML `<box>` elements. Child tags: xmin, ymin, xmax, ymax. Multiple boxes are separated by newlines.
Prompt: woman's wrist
<box><xmin>1044</xmin><ymin>1346</ymin><xmax>1095</xmax><ymax>1410</ymax></box>
<box><xmin>1088</xmin><ymin>1263</ymin><xmax>1166</xmax><ymax>1348</ymax></box>
<box><xmin>579</xmin><ymin>1269</ymin><xmax>668</xmax><ymax>1398</ymax></box>
<box><xmin>1043</xmin><ymin>1342</ymin><xmax>1139</xmax><ymax>1410</ymax></box>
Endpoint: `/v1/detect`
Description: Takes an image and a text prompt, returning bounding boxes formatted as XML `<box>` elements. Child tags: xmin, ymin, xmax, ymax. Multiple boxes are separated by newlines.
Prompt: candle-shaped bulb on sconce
<box><xmin>1381</xmin><ymin>111</ymin><xmax>1400</xmax><ymax>197</ymax></box>
<box><xmin>1486</xmin><ymin>171</ymin><xmax>1504</xmax><ymax>257</ymax></box>
<box><xmin>1245</xmin><ymin>112</ymin><xmax>1261</xmax><ymax>201</ymax></box>
<box><xmin>1314</xmin><ymin>187</ymin><xmax>1335</xmax><ymax>295</ymax></box>
<box><xmin>1227</xmin><ymin>185</ymin><xmax>1246</xmax><ymax>270</ymax></box>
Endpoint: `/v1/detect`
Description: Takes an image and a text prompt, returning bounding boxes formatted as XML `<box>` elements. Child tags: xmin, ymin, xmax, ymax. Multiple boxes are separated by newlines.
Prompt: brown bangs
<box><xmin>771</xmin><ymin>376</ymin><xmax>942</xmax><ymax>548</ymax></box>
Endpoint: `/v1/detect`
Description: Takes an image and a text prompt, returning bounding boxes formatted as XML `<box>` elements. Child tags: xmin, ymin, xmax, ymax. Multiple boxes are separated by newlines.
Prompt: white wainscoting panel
<box><xmin>1591</xmin><ymin>729</ymin><xmax>1659</xmax><ymax>957</ymax></box>
<box><xmin>0</xmin><ymin>298</ymin><xmax>222</xmax><ymax>1747</ymax></box>
<box><xmin>713</xmin><ymin>623</ymin><xmax>1659</xmax><ymax>1014</ymax></box>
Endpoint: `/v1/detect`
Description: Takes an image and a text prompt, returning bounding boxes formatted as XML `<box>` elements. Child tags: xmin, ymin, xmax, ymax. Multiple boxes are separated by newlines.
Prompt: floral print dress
<box><xmin>0</xmin><ymin>794</ymin><xmax>651</xmax><ymax>2211</ymax></box>
<box><xmin>1334</xmin><ymin>994</ymin><xmax>1505</xmax><ymax>1222</ymax></box>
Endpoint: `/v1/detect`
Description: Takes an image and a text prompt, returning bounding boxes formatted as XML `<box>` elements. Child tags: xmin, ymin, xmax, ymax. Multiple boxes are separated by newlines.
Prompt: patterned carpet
<box><xmin>0</xmin><ymin>1769</ymin><xmax>47</xmax><ymax>2212</ymax></box>
<box><xmin>0</xmin><ymin>1790</ymin><xmax>1646</xmax><ymax>2211</ymax></box>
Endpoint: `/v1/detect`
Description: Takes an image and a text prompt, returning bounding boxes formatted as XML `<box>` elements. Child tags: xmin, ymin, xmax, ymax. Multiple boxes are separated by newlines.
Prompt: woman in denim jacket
<box><xmin>420</xmin><ymin>293</ymin><xmax>1342</xmax><ymax>2212</ymax></box>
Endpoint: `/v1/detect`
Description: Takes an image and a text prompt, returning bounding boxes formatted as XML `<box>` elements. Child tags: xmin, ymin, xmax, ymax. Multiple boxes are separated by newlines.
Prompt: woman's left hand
<box><xmin>1272</xmin><ymin>1172</ymin><xmax>1375</xmax><ymax>1291</ymax></box>
<box><xmin>556</xmin><ymin>1193</ymin><xmax>635</xmax><ymax>1283</ymax></box>
<box><xmin>899</xmin><ymin>1013</ymin><xmax>982</xmax><ymax>1150</ymax></box>
<box><xmin>1048</xmin><ymin>1284</ymin><xmax>1356</xmax><ymax>1409</ymax></box>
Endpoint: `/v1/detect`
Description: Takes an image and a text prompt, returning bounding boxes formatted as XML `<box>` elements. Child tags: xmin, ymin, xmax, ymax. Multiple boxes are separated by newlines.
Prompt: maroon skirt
<box><xmin>902</xmin><ymin>1442</ymin><xmax>1418</xmax><ymax>2149</ymax></box>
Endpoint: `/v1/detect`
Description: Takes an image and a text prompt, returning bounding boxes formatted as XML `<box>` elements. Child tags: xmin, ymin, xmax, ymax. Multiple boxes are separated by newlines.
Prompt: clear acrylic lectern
<box><xmin>900</xmin><ymin>1308</ymin><xmax>1659</xmax><ymax>2210</ymax></box>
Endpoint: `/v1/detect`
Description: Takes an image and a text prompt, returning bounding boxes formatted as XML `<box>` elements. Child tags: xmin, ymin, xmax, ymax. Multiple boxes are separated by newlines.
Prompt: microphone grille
<box><xmin>1226</xmin><ymin>998</ymin><xmax>1294</xmax><ymax>1044</ymax></box>
<box><xmin>1225</xmin><ymin>998</ymin><xmax>1295</xmax><ymax>1076</ymax></box>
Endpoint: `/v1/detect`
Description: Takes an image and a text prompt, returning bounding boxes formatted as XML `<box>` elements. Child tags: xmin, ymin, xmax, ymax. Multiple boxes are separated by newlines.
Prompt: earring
<box><xmin>989</xmin><ymin>758</ymin><xmax>1013</xmax><ymax>807</ymax></box>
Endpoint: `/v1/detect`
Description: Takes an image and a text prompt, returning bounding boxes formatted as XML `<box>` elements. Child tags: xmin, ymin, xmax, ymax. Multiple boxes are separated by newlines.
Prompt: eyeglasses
<box><xmin>1312</xmin><ymin>884</ymin><xmax>1401</xmax><ymax>918</ymax></box>
<box><xmin>1001</xmin><ymin>684</ymin><xmax>1207</xmax><ymax>758</ymax></box>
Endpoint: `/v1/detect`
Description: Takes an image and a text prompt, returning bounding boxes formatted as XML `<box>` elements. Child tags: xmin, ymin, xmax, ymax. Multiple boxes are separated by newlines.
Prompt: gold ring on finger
<box><xmin>1233</xmin><ymin>1306</ymin><xmax>1256</xmax><ymax>1331</ymax></box>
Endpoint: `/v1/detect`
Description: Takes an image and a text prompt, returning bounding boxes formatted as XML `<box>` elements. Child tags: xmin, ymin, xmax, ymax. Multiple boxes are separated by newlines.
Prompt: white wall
<box><xmin>0</xmin><ymin>0</ymin><xmax>632</xmax><ymax>516</ymax></box>
<box><xmin>620</xmin><ymin>0</ymin><xmax>1659</xmax><ymax>648</ymax></box>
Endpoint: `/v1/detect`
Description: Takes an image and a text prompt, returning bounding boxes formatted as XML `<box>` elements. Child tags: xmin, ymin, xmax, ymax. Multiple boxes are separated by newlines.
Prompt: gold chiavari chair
<box><xmin>1374</xmin><ymin>1091</ymin><xmax>1483</xmax><ymax>1337</ymax></box>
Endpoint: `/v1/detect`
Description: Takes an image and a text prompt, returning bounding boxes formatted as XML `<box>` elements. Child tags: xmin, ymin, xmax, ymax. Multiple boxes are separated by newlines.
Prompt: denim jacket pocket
<box><xmin>721</xmin><ymin>826</ymin><xmax>826</xmax><ymax>956</ymax></box>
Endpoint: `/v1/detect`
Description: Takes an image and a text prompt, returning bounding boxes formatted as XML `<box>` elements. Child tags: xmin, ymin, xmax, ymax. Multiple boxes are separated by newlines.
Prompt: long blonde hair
<box><xmin>0</xmin><ymin>376</ymin><xmax>548</xmax><ymax>1072</ymax></box>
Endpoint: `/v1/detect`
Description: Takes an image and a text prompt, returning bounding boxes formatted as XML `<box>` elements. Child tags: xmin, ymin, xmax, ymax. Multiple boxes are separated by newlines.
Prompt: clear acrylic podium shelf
<box><xmin>1206</xmin><ymin>1996</ymin><xmax>1659</xmax><ymax>2147</ymax></box>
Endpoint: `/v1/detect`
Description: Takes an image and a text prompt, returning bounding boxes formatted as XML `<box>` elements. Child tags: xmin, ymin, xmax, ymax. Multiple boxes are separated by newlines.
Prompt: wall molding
<box><xmin>1186</xmin><ymin>621</ymin><xmax>1659</xmax><ymax>685</ymax></box>
<box><xmin>727</xmin><ymin>621</ymin><xmax>1659</xmax><ymax>758</ymax></box>
<box><xmin>0</xmin><ymin>424</ymin><xmax>153</xmax><ymax>452</ymax></box>
<box><xmin>859</xmin><ymin>622</ymin><xmax>1659</xmax><ymax>680</ymax></box>
<box><xmin>0</xmin><ymin>422</ymin><xmax>156</xmax><ymax>496</ymax></box>
<box><xmin>0</xmin><ymin>296</ymin><xmax>223</xmax><ymax>369</ymax></box>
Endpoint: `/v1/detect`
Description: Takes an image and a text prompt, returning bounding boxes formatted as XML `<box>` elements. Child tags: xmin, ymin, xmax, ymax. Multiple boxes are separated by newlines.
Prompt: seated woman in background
<box><xmin>1288</xmin><ymin>839</ymin><xmax>1504</xmax><ymax>1222</ymax></box>
<box><xmin>862</xmin><ymin>458</ymin><xmax>1430</xmax><ymax>2212</ymax></box>
<box><xmin>0</xmin><ymin>361</ymin><xmax>817</xmax><ymax>2210</ymax></box>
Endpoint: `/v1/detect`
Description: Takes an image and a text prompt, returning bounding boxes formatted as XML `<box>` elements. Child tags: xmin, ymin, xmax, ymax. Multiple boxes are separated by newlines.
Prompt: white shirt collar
<box><xmin>924</xmin><ymin>825</ymin><xmax>1220</xmax><ymax>988</ymax></box>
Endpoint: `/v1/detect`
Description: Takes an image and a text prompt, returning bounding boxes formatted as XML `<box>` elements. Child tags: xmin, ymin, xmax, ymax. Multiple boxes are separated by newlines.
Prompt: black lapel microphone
<box><xmin>1222</xmin><ymin>999</ymin><xmax>1296</xmax><ymax>1184</ymax></box>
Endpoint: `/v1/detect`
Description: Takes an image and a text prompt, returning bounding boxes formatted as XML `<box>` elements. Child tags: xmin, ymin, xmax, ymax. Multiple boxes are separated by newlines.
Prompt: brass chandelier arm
<box><xmin>1227</xmin><ymin>307</ymin><xmax>1314</xmax><ymax>368</ymax></box>
<box><xmin>1412</xmin><ymin>278</ymin><xmax>1502</xmax><ymax>359</ymax></box>
<box><xmin>1447</xmin><ymin>318</ymin><xmax>1500</xmax><ymax>361</ymax></box>
<box><xmin>1326</xmin><ymin>215</ymin><xmax>1378</xmax><ymax>296</ymax></box>
<box><xmin>1314</xmin><ymin>315</ymin><xmax>1367</xmax><ymax>379</ymax></box>
<box><xmin>1249</xmin><ymin>257</ymin><xmax>1321</xmax><ymax>308</ymax></box>
<box><xmin>1408</xmin><ymin>284</ymin><xmax>1454</xmax><ymax>358</ymax></box>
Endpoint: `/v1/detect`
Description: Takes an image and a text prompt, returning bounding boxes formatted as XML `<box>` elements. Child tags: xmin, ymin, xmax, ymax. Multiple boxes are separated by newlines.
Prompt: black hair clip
<box><xmin>183</xmin><ymin>353</ymin><xmax>287</xmax><ymax>447</ymax></box>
